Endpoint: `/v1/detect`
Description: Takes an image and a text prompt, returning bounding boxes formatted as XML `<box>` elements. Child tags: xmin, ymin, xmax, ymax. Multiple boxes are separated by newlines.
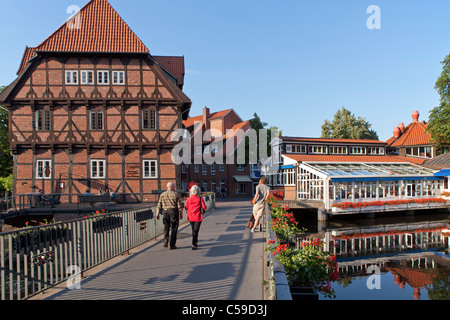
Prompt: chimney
<box><xmin>393</xmin><ymin>127</ymin><xmax>401</xmax><ymax>140</ymax></box>
<box><xmin>398</xmin><ymin>123</ymin><xmax>405</xmax><ymax>133</ymax></box>
<box><xmin>203</xmin><ymin>107</ymin><xmax>210</xmax><ymax>130</ymax></box>
<box><xmin>412</xmin><ymin>110</ymin><xmax>419</xmax><ymax>123</ymax></box>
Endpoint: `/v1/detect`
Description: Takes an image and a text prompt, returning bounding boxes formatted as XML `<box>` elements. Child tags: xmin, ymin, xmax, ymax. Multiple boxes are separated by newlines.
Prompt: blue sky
<box><xmin>1</xmin><ymin>0</ymin><xmax>449</xmax><ymax>141</ymax></box>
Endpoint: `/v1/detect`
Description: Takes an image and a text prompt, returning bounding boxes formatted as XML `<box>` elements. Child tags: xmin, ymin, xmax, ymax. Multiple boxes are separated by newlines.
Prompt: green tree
<box><xmin>426</xmin><ymin>54</ymin><xmax>450</xmax><ymax>147</ymax></box>
<box><xmin>321</xmin><ymin>107</ymin><xmax>379</xmax><ymax>140</ymax></box>
<box><xmin>0</xmin><ymin>86</ymin><xmax>13</xmax><ymax>177</ymax></box>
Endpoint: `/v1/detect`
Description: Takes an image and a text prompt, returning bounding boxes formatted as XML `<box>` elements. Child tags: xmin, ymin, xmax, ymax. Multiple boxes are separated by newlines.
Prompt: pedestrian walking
<box><xmin>185</xmin><ymin>185</ymin><xmax>207</xmax><ymax>250</ymax></box>
<box><xmin>156</xmin><ymin>182</ymin><xmax>183</xmax><ymax>249</ymax></box>
<box><xmin>251</xmin><ymin>177</ymin><xmax>270</xmax><ymax>233</ymax></box>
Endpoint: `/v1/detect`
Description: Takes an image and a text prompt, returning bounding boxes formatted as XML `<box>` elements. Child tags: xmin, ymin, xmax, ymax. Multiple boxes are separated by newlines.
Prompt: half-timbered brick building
<box><xmin>0</xmin><ymin>0</ymin><xmax>191</xmax><ymax>203</ymax></box>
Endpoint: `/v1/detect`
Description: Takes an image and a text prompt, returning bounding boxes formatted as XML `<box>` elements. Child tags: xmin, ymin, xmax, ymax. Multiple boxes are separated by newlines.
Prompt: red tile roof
<box><xmin>153</xmin><ymin>56</ymin><xmax>185</xmax><ymax>87</ymax></box>
<box><xmin>388</xmin><ymin>121</ymin><xmax>431</xmax><ymax>147</ymax></box>
<box><xmin>182</xmin><ymin>109</ymin><xmax>233</xmax><ymax>129</ymax></box>
<box><xmin>282</xmin><ymin>136</ymin><xmax>386</xmax><ymax>145</ymax></box>
<box><xmin>35</xmin><ymin>0</ymin><xmax>149</xmax><ymax>53</ymax></box>
<box><xmin>17</xmin><ymin>46</ymin><xmax>37</xmax><ymax>75</ymax></box>
<box><xmin>282</xmin><ymin>154</ymin><xmax>426</xmax><ymax>165</ymax></box>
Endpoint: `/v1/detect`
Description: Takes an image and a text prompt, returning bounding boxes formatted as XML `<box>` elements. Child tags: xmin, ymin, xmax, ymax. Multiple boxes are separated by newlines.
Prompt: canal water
<box><xmin>295</xmin><ymin>209</ymin><xmax>450</xmax><ymax>300</ymax></box>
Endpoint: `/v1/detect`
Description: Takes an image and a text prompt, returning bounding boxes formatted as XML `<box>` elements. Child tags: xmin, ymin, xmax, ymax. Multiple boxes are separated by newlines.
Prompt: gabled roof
<box><xmin>17</xmin><ymin>46</ymin><xmax>37</xmax><ymax>75</ymax></box>
<box><xmin>153</xmin><ymin>56</ymin><xmax>185</xmax><ymax>88</ymax></box>
<box><xmin>387</xmin><ymin>121</ymin><xmax>431</xmax><ymax>147</ymax></box>
<box><xmin>182</xmin><ymin>109</ymin><xmax>233</xmax><ymax>130</ymax></box>
<box><xmin>35</xmin><ymin>0</ymin><xmax>149</xmax><ymax>54</ymax></box>
<box><xmin>386</xmin><ymin>111</ymin><xmax>432</xmax><ymax>147</ymax></box>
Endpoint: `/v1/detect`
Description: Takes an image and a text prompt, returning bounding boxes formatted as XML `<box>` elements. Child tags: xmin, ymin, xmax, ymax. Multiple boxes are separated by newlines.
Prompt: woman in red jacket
<box><xmin>185</xmin><ymin>185</ymin><xmax>207</xmax><ymax>250</ymax></box>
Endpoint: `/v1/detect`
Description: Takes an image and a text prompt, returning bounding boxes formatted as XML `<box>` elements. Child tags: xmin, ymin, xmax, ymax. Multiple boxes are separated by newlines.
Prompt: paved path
<box><xmin>32</xmin><ymin>200</ymin><xmax>266</xmax><ymax>300</ymax></box>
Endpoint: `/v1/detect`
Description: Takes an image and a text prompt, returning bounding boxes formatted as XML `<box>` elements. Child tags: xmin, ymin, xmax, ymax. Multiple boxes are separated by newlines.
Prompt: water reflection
<box><xmin>302</xmin><ymin>212</ymin><xmax>450</xmax><ymax>300</ymax></box>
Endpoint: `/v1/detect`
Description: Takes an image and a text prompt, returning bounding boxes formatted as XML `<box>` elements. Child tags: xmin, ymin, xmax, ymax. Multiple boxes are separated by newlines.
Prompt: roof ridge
<box><xmin>35</xmin><ymin>0</ymin><xmax>149</xmax><ymax>53</ymax></box>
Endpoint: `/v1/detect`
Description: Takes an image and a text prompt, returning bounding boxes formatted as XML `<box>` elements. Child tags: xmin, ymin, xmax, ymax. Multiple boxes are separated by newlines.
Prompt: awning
<box><xmin>434</xmin><ymin>169</ymin><xmax>450</xmax><ymax>177</ymax></box>
<box><xmin>234</xmin><ymin>175</ymin><xmax>253</xmax><ymax>182</ymax></box>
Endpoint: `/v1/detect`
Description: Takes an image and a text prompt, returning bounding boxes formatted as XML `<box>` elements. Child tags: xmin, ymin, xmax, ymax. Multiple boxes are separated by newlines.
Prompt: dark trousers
<box><xmin>190</xmin><ymin>221</ymin><xmax>202</xmax><ymax>246</ymax></box>
<box><xmin>163</xmin><ymin>209</ymin><xmax>179</xmax><ymax>248</ymax></box>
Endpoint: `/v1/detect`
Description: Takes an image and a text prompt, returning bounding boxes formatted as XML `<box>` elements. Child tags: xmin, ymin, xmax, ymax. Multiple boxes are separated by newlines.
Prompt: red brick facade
<box><xmin>181</xmin><ymin>107</ymin><xmax>258</xmax><ymax>198</ymax></box>
<box><xmin>0</xmin><ymin>0</ymin><xmax>191</xmax><ymax>202</ymax></box>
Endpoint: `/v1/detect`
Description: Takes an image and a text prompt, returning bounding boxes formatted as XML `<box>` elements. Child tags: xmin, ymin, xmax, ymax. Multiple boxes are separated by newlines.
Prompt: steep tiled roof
<box><xmin>35</xmin><ymin>0</ymin><xmax>149</xmax><ymax>53</ymax></box>
<box><xmin>282</xmin><ymin>154</ymin><xmax>426</xmax><ymax>165</ymax></box>
<box><xmin>386</xmin><ymin>111</ymin><xmax>432</xmax><ymax>147</ymax></box>
<box><xmin>389</xmin><ymin>122</ymin><xmax>431</xmax><ymax>147</ymax></box>
<box><xmin>17</xmin><ymin>46</ymin><xmax>37</xmax><ymax>75</ymax></box>
<box><xmin>153</xmin><ymin>56</ymin><xmax>185</xmax><ymax>88</ymax></box>
<box><xmin>282</xmin><ymin>136</ymin><xmax>386</xmax><ymax>145</ymax></box>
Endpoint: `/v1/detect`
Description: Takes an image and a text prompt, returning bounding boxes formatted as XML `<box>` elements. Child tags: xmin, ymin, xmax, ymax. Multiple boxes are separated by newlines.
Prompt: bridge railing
<box><xmin>0</xmin><ymin>193</ymin><xmax>215</xmax><ymax>300</ymax></box>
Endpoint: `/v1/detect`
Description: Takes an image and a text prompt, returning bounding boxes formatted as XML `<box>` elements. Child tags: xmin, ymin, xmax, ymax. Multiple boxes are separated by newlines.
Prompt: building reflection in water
<box><xmin>320</xmin><ymin>220</ymin><xmax>450</xmax><ymax>299</ymax></box>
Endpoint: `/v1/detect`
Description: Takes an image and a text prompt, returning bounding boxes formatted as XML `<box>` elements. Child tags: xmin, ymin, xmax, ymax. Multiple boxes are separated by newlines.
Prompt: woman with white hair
<box><xmin>185</xmin><ymin>185</ymin><xmax>207</xmax><ymax>250</ymax></box>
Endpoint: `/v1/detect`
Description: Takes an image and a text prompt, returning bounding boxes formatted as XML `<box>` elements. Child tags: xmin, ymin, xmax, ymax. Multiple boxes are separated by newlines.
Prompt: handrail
<box><xmin>0</xmin><ymin>193</ymin><xmax>215</xmax><ymax>300</ymax></box>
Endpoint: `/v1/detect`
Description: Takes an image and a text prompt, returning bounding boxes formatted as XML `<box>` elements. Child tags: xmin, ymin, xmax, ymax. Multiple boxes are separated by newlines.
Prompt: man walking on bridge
<box><xmin>156</xmin><ymin>182</ymin><xmax>183</xmax><ymax>249</ymax></box>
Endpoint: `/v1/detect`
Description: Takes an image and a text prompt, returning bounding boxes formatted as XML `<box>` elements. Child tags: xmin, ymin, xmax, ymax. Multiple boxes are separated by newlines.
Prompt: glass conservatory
<box><xmin>292</xmin><ymin>162</ymin><xmax>445</xmax><ymax>211</ymax></box>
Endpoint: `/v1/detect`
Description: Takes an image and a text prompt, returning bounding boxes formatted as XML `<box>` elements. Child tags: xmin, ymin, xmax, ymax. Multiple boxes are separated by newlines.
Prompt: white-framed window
<box><xmin>97</xmin><ymin>70</ymin><xmax>109</xmax><ymax>85</ymax></box>
<box><xmin>329</xmin><ymin>146</ymin><xmax>348</xmax><ymax>154</ymax></box>
<box><xmin>289</xmin><ymin>144</ymin><xmax>306</xmax><ymax>153</ymax></box>
<box><xmin>90</xmin><ymin>110</ymin><xmax>104</xmax><ymax>130</ymax></box>
<box><xmin>405</xmin><ymin>147</ymin><xmax>433</xmax><ymax>158</ymax></box>
<box><xmin>90</xmin><ymin>160</ymin><xmax>106</xmax><ymax>179</ymax></box>
<box><xmin>211</xmin><ymin>180</ymin><xmax>217</xmax><ymax>193</ymax></box>
<box><xmin>143</xmin><ymin>160</ymin><xmax>158</xmax><ymax>179</ymax></box>
<box><xmin>202</xmin><ymin>164</ymin><xmax>208</xmax><ymax>175</ymax></box>
<box><xmin>202</xmin><ymin>180</ymin><xmax>208</xmax><ymax>192</ymax></box>
<box><xmin>219</xmin><ymin>163</ymin><xmax>225</xmax><ymax>172</ymax></box>
<box><xmin>350</xmin><ymin>147</ymin><xmax>366</xmax><ymax>154</ymax></box>
<box><xmin>211</xmin><ymin>164</ymin><xmax>216</xmax><ymax>175</ymax></box>
<box><xmin>112</xmin><ymin>71</ymin><xmax>125</xmax><ymax>85</ymax></box>
<box><xmin>35</xmin><ymin>109</ymin><xmax>51</xmax><ymax>131</ymax></box>
<box><xmin>194</xmin><ymin>164</ymin><xmax>200</xmax><ymax>173</ymax></box>
<box><xmin>80</xmin><ymin>70</ymin><xmax>94</xmax><ymax>85</ymax></box>
<box><xmin>65</xmin><ymin>71</ymin><xmax>78</xmax><ymax>85</ymax></box>
<box><xmin>368</xmin><ymin>147</ymin><xmax>385</xmax><ymax>155</ymax></box>
<box><xmin>36</xmin><ymin>160</ymin><xmax>52</xmax><ymax>179</ymax></box>
<box><xmin>308</xmin><ymin>145</ymin><xmax>327</xmax><ymax>154</ymax></box>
